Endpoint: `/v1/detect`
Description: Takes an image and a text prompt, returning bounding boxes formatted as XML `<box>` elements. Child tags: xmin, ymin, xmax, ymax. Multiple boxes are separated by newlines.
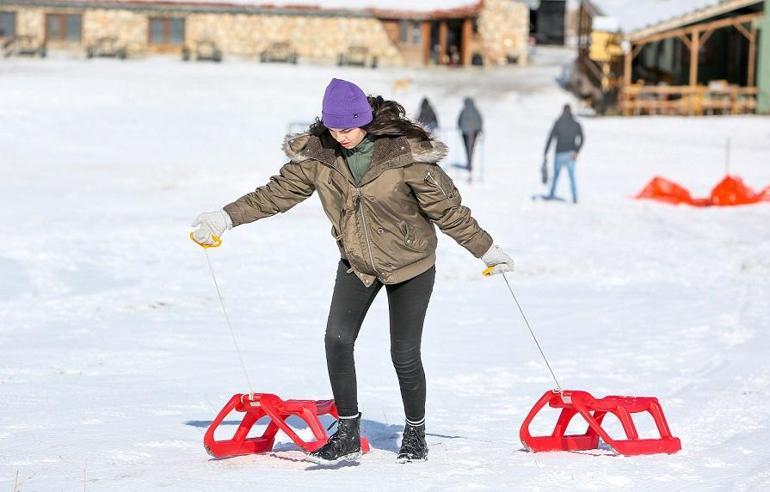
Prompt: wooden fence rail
<box><xmin>620</xmin><ymin>84</ymin><xmax>758</xmax><ymax>116</ymax></box>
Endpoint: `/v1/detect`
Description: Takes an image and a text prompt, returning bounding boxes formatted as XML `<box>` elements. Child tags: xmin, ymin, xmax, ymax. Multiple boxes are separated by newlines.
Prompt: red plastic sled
<box><xmin>520</xmin><ymin>390</ymin><xmax>681</xmax><ymax>456</ymax></box>
<box><xmin>636</xmin><ymin>175</ymin><xmax>770</xmax><ymax>207</ymax></box>
<box><xmin>204</xmin><ymin>393</ymin><xmax>370</xmax><ymax>458</ymax></box>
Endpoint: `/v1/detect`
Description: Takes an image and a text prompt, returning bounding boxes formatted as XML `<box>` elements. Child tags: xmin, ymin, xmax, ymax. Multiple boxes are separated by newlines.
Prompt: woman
<box><xmin>191</xmin><ymin>78</ymin><xmax>514</xmax><ymax>465</ymax></box>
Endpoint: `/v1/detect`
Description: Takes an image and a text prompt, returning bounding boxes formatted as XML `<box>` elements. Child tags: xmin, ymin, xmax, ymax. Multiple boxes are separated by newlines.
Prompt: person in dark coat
<box><xmin>416</xmin><ymin>97</ymin><xmax>439</xmax><ymax>133</ymax></box>
<box><xmin>544</xmin><ymin>104</ymin><xmax>584</xmax><ymax>203</ymax></box>
<box><xmin>457</xmin><ymin>97</ymin><xmax>482</xmax><ymax>174</ymax></box>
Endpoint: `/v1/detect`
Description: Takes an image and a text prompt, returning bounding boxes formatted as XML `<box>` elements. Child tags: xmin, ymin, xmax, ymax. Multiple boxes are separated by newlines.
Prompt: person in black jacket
<box><xmin>416</xmin><ymin>97</ymin><xmax>439</xmax><ymax>133</ymax></box>
<box><xmin>544</xmin><ymin>104</ymin><xmax>584</xmax><ymax>203</ymax></box>
<box><xmin>458</xmin><ymin>98</ymin><xmax>482</xmax><ymax>175</ymax></box>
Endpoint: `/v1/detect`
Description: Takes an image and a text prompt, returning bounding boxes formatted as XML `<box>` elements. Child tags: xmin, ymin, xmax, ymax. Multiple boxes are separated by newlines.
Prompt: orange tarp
<box><xmin>636</xmin><ymin>175</ymin><xmax>770</xmax><ymax>207</ymax></box>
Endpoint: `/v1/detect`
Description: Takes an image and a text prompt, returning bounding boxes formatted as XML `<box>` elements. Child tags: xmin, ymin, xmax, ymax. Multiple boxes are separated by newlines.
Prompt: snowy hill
<box><xmin>1</xmin><ymin>51</ymin><xmax>769</xmax><ymax>490</ymax></box>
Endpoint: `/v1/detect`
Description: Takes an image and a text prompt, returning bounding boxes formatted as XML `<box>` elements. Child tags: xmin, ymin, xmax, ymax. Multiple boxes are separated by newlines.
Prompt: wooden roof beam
<box><xmin>733</xmin><ymin>21</ymin><xmax>752</xmax><ymax>40</ymax></box>
<box><xmin>628</xmin><ymin>0</ymin><xmax>761</xmax><ymax>40</ymax></box>
<box><xmin>700</xmin><ymin>28</ymin><xmax>716</xmax><ymax>46</ymax></box>
<box><xmin>631</xmin><ymin>12</ymin><xmax>761</xmax><ymax>47</ymax></box>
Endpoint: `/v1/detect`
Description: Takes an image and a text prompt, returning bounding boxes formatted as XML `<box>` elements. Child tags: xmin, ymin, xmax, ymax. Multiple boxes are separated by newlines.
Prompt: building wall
<box><xmin>83</xmin><ymin>9</ymin><xmax>147</xmax><ymax>55</ymax></box>
<box><xmin>1</xmin><ymin>2</ymin><xmax>403</xmax><ymax>63</ymax></box>
<box><xmin>15</xmin><ymin>7</ymin><xmax>44</xmax><ymax>41</ymax></box>
<box><xmin>185</xmin><ymin>13</ymin><xmax>402</xmax><ymax>64</ymax></box>
<box><xmin>1</xmin><ymin>1</ymin><xmax>531</xmax><ymax>67</ymax></box>
<box><xmin>478</xmin><ymin>0</ymin><xmax>529</xmax><ymax>65</ymax></box>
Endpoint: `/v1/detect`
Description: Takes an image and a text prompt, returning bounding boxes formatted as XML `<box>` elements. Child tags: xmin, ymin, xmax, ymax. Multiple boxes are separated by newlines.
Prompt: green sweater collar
<box><xmin>342</xmin><ymin>135</ymin><xmax>375</xmax><ymax>156</ymax></box>
<box><xmin>342</xmin><ymin>135</ymin><xmax>375</xmax><ymax>184</ymax></box>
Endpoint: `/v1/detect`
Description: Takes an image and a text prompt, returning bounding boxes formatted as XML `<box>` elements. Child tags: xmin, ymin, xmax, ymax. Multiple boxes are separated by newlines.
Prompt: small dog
<box><xmin>391</xmin><ymin>78</ymin><xmax>412</xmax><ymax>93</ymax></box>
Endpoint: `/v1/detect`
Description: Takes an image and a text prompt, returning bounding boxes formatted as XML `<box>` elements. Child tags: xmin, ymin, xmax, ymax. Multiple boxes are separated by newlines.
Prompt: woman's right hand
<box><xmin>191</xmin><ymin>210</ymin><xmax>233</xmax><ymax>245</ymax></box>
<box><xmin>481</xmin><ymin>244</ymin><xmax>515</xmax><ymax>276</ymax></box>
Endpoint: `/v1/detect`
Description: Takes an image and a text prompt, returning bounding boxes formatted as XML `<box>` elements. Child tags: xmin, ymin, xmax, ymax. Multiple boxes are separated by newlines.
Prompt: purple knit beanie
<box><xmin>322</xmin><ymin>78</ymin><xmax>373</xmax><ymax>129</ymax></box>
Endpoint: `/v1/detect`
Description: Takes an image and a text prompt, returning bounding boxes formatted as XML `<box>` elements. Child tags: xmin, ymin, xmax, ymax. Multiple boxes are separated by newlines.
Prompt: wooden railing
<box><xmin>619</xmin><ymin>84</ymin><xmax>758</xmax><ymax>116</ymax></box>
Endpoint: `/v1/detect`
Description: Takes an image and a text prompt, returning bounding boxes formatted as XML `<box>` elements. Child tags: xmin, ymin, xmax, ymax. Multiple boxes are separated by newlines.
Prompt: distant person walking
<box><xmin>416</xmin><ymin>97</ymin><xmax>439</xmax><ymax>133</ymax></box>
<box><xmin>458</xmin><ymin>97</ymin><xmax>482</xmax><ymax>176</ymax></box>
<box><xmin>544</xmin><ymin>104</ymin><xmax>584</xmax><ymax>203</ymax></box>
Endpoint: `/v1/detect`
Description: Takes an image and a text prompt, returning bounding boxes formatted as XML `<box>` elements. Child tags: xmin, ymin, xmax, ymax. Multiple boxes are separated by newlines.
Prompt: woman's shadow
<box><xmin>186</xmin><ymin>415</ymin><xmax>465</xmax><ymax>457</ymax></box>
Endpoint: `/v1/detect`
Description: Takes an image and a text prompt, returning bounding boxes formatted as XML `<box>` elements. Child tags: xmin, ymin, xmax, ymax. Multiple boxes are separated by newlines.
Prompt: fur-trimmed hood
<box><xmin>282</xmin><ymin>132</ymin><xmax>448</xmax><ymax>167</ymax></box>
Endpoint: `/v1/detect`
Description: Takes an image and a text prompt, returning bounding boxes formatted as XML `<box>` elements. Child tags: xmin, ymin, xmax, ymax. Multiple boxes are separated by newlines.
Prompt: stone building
<box><xmin>0</xmin><ymin>0</ymin><xmax>531</xmax><ymax>67</ymax></box>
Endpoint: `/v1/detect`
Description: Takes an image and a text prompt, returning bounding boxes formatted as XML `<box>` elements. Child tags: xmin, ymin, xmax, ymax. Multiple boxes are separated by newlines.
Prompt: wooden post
<box><xmin>748</xmin><ymin>23</ymin><xmax>757</xmax><ymax>87</ymax></box>
<box><xmin>422</xmin><ymin>21</ymin><xmax>431</xmax><ymax>66</ymax></box>
<box><xmin>461</xmin><ymin>17</ymin><xmax>473</xmax><ymax>66</ymax></box>
<box><xmin>601</xmin><ymin>62</ymin><xmax>610</xmax><ymax>91</ymax></box>
<box><xmin>623</xmin><ymin>44</ymin><xmax>633</xmax><ymax>86</ymax></box>
<box><xmin>622</xmin><ymin>45</ymin><xmax>633</xmax><ymax>116</ymax></box>
<box><xmin>689</xmin><ymin>30</ymin><xmax>699</xmax><ymax>87</ymax></box>
<box><xmin>439</xmin><ymin>20</ymin><xmax>448</xmax><ymax>64</ymax></box>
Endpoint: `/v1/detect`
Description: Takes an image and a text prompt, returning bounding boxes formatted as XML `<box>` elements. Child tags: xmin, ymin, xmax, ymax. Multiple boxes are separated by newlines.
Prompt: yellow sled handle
<box><xmin>189</xmin><ymin>232</ymin><xmax>222</xmax><ymax>249</ymax></box>
<box><xmin>482</xmin><ymin>266</ymin><xmax>495</xmax><ymax>277</ymax></box>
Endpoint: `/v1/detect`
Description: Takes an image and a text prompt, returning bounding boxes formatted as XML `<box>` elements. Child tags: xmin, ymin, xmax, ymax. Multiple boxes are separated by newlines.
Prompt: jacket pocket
<box><xmin>398</xmin><ymin>221</ymin><xmax>426</xmax><ymax>253</ymax></box>
<box><xmin>424</xmin><ymin>170</ymin><xmax>454</xmax><ymax>199</ymax></box>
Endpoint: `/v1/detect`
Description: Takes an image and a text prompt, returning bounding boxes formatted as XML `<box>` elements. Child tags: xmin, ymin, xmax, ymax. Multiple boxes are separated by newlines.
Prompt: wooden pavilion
<box><xmin>577</xmin><ymin>0</ymin><xmax>766</xmax><ymax>115</ymax></box>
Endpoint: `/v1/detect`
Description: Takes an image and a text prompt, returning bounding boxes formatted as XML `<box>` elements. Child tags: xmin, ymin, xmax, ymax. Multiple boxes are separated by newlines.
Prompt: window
<box><xmin>66</xmin><ymin>14</ymin><xmax>81</xmax><ymax>41</ymax></box>
<box><xmin>399</xmin><ymin>20</ymin><xmax>409</xmax><ymax>44</ymax></box>
<box><xmin>399</xmin><ymin>19</ymin><xmax>423</xmax><ymax>46</ymax></box>
<box><xmin>46</xmin><ymin>14</ymin><xmax>81</xmax><ymax>42</ymax></box>
<box><xmin>0</xmin><ymin>11</ymin><xmax>15</xmax><ymax>38</ymax></box>
<box><xmin>411</xmin><ymin>21</ymin><xmax>421</xmax><ymax>45</ymax></box>
<box><xmin>149</xmin><ymin>17</ymin><xmax>185</xmax><ymax>46</ymax></box>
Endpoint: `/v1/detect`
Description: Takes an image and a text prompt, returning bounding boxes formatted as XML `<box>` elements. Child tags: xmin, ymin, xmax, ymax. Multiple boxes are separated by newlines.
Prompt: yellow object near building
<box><xmin>589</xmin><ymin>30</ymin><xmax>622</xmax><ymax>61</ymax></box>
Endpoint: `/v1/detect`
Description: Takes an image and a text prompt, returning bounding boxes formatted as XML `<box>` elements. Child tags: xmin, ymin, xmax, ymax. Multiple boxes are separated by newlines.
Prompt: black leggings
<box><xmin>324</xmin><ymin>259</ymin><xmax>435</xmax><ymax>422</ymax></box>
<box><xmin>462</xmin><ymin>131</ymin><xmax>479</xmax><ymax>170</ymax></box>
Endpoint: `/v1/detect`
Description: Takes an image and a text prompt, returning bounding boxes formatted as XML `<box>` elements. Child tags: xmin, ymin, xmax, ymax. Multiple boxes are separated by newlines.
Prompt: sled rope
<box><xmin>500</xmin><ymin>272</ymin><xmax>562</xmax><ymax>393</ymax></box>
<box><xmin>203</xmin><ymin>249</ymin><xmax>255</xmax><ymax>396</ymax></box>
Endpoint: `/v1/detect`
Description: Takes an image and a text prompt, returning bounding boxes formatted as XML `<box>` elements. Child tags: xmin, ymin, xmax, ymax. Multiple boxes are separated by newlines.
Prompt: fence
<box><xmin>619</xmin><ymin>84</ymin><xmax>758</xmax><ymax>116</ymax></box>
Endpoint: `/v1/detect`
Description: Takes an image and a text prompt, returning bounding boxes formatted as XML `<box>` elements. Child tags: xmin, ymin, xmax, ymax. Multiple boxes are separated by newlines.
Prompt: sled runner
<box><xmin>204</xmin><ymin>392</ymin><xmax>371</xmax><ymax>458</ymax></box>
<box><xmin>519</xmin><ymin>389</ymin><xmax>681</xmax><ymax>456</ymax></box>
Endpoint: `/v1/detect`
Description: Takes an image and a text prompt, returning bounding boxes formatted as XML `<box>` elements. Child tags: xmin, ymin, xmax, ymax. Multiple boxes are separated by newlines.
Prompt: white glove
<box><xmin>481</xmin><ymin>244</ymin><xmax>515</xmax><ymax>275</ymax></box>
<box><xmin>191</xmin><ymin>209</ymin><xmax>233</xmax><ymax>245</ymax></box>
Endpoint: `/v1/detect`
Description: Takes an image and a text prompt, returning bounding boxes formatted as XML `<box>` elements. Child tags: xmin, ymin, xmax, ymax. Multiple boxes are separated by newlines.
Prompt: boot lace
<box><xmin>400</xmin><ymin>426</ymin><xmax>426</xmax><ymax>456</ymax></box>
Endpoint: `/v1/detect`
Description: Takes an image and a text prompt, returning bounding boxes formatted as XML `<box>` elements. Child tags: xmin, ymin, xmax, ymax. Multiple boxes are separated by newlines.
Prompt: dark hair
<box><xmin>309</xmin><ymin>95</ymin><xmax>430</xmax><ymax>141</ymax></box>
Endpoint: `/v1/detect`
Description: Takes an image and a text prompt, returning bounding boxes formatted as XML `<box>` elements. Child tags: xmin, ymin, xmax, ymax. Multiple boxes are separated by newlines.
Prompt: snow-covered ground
<box><xmin>1</xmin><ymin>50</ymin><xmax>770</xmax><ymax>491</ymax></box>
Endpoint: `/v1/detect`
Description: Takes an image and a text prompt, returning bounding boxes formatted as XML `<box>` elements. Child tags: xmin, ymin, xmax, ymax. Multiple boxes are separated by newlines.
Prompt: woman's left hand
<box><xmin>481</xmin><ymin>244</ymin><xmax>515</xmax><ymax>275</ymax></box>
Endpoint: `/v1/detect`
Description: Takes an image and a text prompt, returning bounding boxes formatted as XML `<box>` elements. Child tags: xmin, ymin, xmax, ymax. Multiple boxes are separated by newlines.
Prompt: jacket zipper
<box><xmin>425</xmin><ymin>171</ymin><xmax>449</xmax><ymax>198</ymax></box>
<box><xmin>356</xmin><ymin>193</ymin><xmax>381</xmax><ymax>276</ymax></box>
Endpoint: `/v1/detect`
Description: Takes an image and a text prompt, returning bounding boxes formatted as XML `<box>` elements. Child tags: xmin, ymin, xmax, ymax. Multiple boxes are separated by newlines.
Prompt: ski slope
<box><xmin>1</xmin><ymin>50</ymin><xmax>770</xmax><ymax>490</ymax></box>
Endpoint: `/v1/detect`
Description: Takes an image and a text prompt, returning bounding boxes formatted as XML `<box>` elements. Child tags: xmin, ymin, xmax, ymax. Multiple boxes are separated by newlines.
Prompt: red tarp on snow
<box><xmin>636</xmin><ymin>175</ymin><xmax>770</xmax><ymax>207</ymax></box>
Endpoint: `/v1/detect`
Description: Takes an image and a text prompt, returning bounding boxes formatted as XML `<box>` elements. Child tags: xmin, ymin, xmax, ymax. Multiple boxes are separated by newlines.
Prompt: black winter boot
<box><xmin>308</xmin><ymin>413</ymin><xmax>362</xmax><ymax>465</ymax></box>
<box><xmin>397</xmin><ymin>422</ymin><xmax>428</xmax><ymax>463</ymax></box>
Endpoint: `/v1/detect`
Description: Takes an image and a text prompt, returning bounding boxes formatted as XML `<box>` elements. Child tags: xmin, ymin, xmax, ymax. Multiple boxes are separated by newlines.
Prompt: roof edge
<box><xmin>628</xmin><ymin>0</ymin><xmax>763</xmax><ymax>40</ymax></box>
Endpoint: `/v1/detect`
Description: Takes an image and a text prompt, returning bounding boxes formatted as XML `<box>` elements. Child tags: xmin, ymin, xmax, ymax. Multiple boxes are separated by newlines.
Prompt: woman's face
<box><xmin>328</xmin><ymin>127</ymin><xmax>367</xmax><ymax>149</ymax></box>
